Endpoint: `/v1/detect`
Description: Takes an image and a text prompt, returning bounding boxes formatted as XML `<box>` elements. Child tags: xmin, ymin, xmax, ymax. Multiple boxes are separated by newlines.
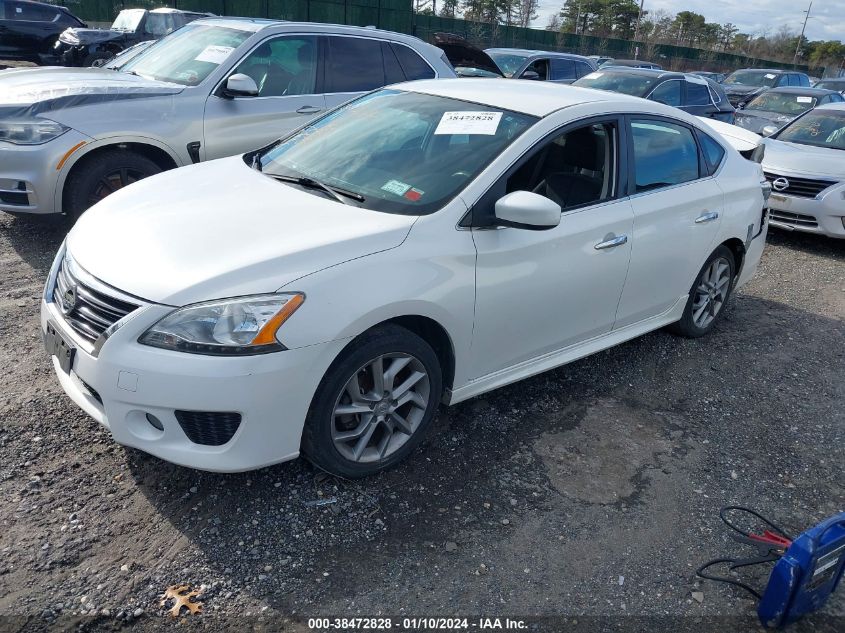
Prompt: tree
<box><xmin>439</xmin><ymin>0</ymin><xmax>459</xmax><ymax>18</ymax></box>
<box><xmin>514</xmin><ymin>0</ymin><xmax>540</xmax><ymax>28</ymax></box>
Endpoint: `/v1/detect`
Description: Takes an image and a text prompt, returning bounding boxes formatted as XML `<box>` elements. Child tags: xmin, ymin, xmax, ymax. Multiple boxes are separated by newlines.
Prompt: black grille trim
<box><xmin>764</xmin><ymin>171</ymin><xmax>838</xmax><ymax>199</ymax></box>
<box><xmin>0</xmin><ymin>191</ymin><xmax>29</xmax><ymax>206</ymax></box>
<box><xmin>769</xmin><ymin>210</ymin><xmax>819</xmax><ymax>228</ymax></box>
<box><xmin>53</xmin><ymin>258</ymin><xmax>138</xmax><ymax>344</ymax></box>
<box><xmin>174</xmin><ymin>410</ymin><xmax>242</xmax><ymax>446</ymax></box>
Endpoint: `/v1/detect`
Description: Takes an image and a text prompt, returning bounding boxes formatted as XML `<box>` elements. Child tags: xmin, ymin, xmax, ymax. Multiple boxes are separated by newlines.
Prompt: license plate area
<box><xmin>44</xmin><ymin>322</ymin><xmax>75</xmax><ymax>374</ymax></box>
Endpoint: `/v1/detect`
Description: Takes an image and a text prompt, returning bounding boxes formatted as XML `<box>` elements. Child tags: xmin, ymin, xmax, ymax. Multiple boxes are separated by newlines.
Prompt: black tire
<box><xmin>83</xmin><ymin>52</ymin><xmax>112</xmax><ymax>67</ymax></box>
<box><xmin>64</xmin><ymin>149</ymin><xmax>161</xmax><ymax>221</ymax></box>
<box><xmin>302</xmin><ymin>324</ymin><xmax>443</xmax><ymax>479</ymax></box>
<box><xmin>668</xmin><ymin>245</ymin><xmax>736</xmax><ymax>338</ymax></box>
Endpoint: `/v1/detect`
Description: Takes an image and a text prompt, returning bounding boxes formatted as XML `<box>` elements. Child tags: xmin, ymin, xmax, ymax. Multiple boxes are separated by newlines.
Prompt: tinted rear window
<box><xmin>324</xmin><ymin>37</ymin><xmax>386</xmax><ymax>93</ymax></box>
<box><xmin>686</xmin><ymin>81</ymin><xmax>711</xmax><ymax>106</ymax></box>
<box><xmin>391</xmin><ymin>43</ymin><xmax>435</xmax><ymax>80</ymax></box>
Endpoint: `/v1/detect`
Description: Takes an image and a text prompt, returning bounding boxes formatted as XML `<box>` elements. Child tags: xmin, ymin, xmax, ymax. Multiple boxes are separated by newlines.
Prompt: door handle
<box><xmin>695</xmin><ymin>211</ymin><xmax>719</xmax><ymax>224</ymax></box>
<box><xmin>296</xmin><ymin>106</ymin><xmax>322</xmax><ymax>114</ymax></box>
<box><xmin>594</xmin><ymin>235</ymin><xmax>628</xmax><ymax>250</ymax></box>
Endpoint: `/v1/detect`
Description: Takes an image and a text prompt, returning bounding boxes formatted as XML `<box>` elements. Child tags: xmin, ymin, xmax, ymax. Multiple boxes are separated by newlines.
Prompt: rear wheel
<box><xmin>64</xmin><ymin>150</ymin><xmax>161</xmax><ymax>221</ymax></box>
<box><xmin>669</xmin><ymin>245</ymin><xmax>736</xmax><ymax>338</ymax></box>
<box><xmin>302</xmin><ymin>324</ymin><xmax>442</xmax><ymax>478</ymax></box>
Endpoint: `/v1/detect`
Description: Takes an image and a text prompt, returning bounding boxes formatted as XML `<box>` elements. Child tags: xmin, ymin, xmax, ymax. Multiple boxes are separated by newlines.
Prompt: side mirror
<box><xmin>520</xmin><ymin>69</ymin><xmax>540</xmax><ymax>81</ymax></box>
<box><xmin>224</xmin><ymin>73</ymin><xmax>259</xmax><ymax>97</ymax></box>
<box><xmin>761</xmin><ymin>125</ymin><xmax>778</xmax><ymax>137</ymax></box>
<box><xmin>494</xmin><ymin>191</ymin><xmax>560</xmax><ymax>230</ymax></box>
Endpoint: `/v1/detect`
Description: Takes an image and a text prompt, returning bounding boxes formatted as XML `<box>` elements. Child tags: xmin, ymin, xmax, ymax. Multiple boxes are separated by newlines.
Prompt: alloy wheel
<box><xmin>691</xmin><ymin>256</ymin><xmax>731</xmax><ymax>329</ymax></box>
<box><xmin>331</xmin><ymin>353</ymin><xmax>430</xmax><ymax>463</ymax></box>
<box><xmin>88</xmin><ymin>167</ymin><xmax>148</xmax><ymax>206</ymax></box>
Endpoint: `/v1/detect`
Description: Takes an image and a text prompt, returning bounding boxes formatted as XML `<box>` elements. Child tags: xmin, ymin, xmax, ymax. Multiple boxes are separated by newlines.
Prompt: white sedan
<box><xmin>41</xmin><ymin>79</ymin><xmax>769</xmax><ymax>477</ymax></box>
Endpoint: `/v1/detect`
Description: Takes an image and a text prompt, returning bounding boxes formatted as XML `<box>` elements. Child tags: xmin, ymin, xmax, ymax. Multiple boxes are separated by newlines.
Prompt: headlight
<box><xmin>0</xmin><ymin>119</ymin><xmax>70</xmax><ymax>145</ymax></box>
<box><xmin>139</xmin><ymin>293</ymin><xmax>304</xmax><ymax>355</ymax></box>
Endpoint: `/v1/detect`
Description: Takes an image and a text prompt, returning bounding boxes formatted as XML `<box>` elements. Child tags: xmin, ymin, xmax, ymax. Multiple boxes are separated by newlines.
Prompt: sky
<box><xmin>532</xmin><ymin>0</ymin><xmax>845</xmax><ymax>44</ymax></box>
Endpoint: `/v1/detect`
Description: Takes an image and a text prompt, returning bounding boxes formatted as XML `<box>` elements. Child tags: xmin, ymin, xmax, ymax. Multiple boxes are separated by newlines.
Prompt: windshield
<box><xmin>258</xmin><ymin>90</ymin><xmax>537</xmax><ymax>215</ymax></box>
<box><xmin>746</xmin><ymin>92</ymin><xmax>816</xmax><ymax>115</ymax></box>
<box><xmin>572</xmin><ymin>71</ymin><xmax>655</xmax><ymax>96</ymax></box>
<box><xmin>111</xmin><ymin>10</ymin><xmax>145</xmax><ymax>32</ymax></box>
<box><xmin>724</xmin><ymin>70</ymin><xmax>778</xmax><ymax>88</ymax></box>
<box><xmin>486</xmin><ymin>52</ymin><xmax>529</xmax><ymax>78</ymax></box>
<box><xmin>121</xmin><ymin>24</ymin><xmax>250</xmax><ymax>86</ymax></box>
<box><xmin>775</xmin><ymin>110</ymin><xmax>845</xmax><ymax>150</ymax></box>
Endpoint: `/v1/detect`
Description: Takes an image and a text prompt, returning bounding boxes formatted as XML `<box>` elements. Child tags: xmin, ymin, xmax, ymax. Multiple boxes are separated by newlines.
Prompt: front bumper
<box><xmin>0</xmin><ymin>130</ymin><xmax>90</xmax><ymax>215</ymax></box>
<box><xmin>40</xmin><ymin>254</ymin><xmax>347</xmax><ymax>472</ymax></box>
<box><xmin>767</xmin><ymin>190</ymin><xmax>845</xmax><ymax>239</ymax></box>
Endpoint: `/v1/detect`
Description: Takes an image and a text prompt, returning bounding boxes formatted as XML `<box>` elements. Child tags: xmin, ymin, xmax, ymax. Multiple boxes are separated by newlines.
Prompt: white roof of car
<box><xmin>396</xmin><ymin>78</ymin><xmax>642</xmax><ymax>117</ymax></box>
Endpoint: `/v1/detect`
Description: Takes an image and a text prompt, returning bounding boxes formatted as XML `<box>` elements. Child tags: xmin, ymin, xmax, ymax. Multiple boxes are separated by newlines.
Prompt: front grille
<box><xmin>53</xmin><ymin>257</ymin><xmax>138</xmax><ymax>344</ymax></box>
<box><xmin>769</xmin><ymin>210</ymin><xmax>819</xmax><ymax>229</ymax></box>
<box><xmin>174</xmin><ymin>410</ymin><xmax>242</xmax><ymax>446</ymax></box>
<box><xmin>764</xmin><ymin>172</ymin><xmax>838</xmax><ymax>199</ymax></box>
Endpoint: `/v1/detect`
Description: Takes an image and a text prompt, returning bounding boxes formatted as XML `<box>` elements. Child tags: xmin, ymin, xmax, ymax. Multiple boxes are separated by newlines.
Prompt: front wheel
<box><xmin>302</xmin><ymin>324</ymin><xmax>442</xmax><ymax>478</ymax></box>
<box><xmin>668</xmin><ymin>245</ymin><xmax>736</xmax><ymax>338</ymax></box>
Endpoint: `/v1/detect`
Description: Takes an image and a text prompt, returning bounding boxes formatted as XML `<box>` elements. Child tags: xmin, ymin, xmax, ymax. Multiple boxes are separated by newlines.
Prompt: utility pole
<box><xmin>793</xmin><ymin>1</ymin><xmax>812</xmax><ymax>67</ymax></box>
<box><xmin>633</xmin><ymin>0</ymin><xmax>645</xmax><ymax>42</ymax></box>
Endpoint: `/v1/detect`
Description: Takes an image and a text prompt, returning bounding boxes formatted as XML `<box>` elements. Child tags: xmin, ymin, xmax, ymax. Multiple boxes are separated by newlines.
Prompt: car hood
<box><xmin>723</xmin><ymin>84</ymin><xmax>763</xmax><ymax>95</ymax></box>
<box><xmin>762</xmin><ymin>139</ymin><xmax>845</xmax><ymax>179</ymax></box>
<box><xmin>60</xmin><ymin>27</ymin><xmax>126</xmax><ymax>45</ymax></box>
<box><xmin>735</xmin><ymin>110</ymin><xmax>795</xmax><ymax>133</ymax></box>
<box><xmin>0</xmin><ymin>67</ymin><xmax>182</xmax><ymax>116</ymax></box>
<box><xmin>67</xmin><ymin>157</ymin><xmax>418</xmax><ymax>306</ymax></box>
<box><xmin>432</xmin><ymin>32</ymin><xmax>504</xmax><ymax>78</ymax></box>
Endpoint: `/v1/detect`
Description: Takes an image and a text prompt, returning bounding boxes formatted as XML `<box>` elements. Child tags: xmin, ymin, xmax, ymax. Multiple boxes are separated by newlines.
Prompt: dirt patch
<box><xmin>534</xmin><ymin>398</ymin><xmax>676</xmax><ymax>504</ymax></box>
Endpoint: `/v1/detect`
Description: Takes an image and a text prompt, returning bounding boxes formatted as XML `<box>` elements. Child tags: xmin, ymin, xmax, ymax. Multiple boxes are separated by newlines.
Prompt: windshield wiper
<box><xmin>266</xmin><ymin>173</ymin><xmax>365</xmax><ymax>204</ymax></box>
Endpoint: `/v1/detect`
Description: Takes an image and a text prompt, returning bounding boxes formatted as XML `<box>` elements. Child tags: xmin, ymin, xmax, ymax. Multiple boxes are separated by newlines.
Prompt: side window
<box><xmin>550</xmin><ymin>58</ymin><xmax>576</xmax><ymax>81</ymax></box>
<box><xmin>696</xmin><ymin>130</ymin><xmax>726</xmax><ymax>176</ymax></box>
<box><xmin>506</xmin><ymin>121</ymin><xmax>617</xmax><ymax>210</ymax></box>
<box><xmin>234</xmin><ymin>36</ymin><xmax>317</xmax><ymax>97</ymax></box>
<box><xmin>797</xmin><ymin>74</ymin><xmax>809</xmax><ymax>87</ymax></box>
<box><xmin>574</xmin><ymin>60</ymin><xmax>594</xmax><ymax>79</ymax></box>
<box><xmin>324</xmin><ymin>37</ymin><xmax>385</xmax><ymax>93</ymax></box>
<box><xmin>382</xmin><ymin>42</ymin><xmax>405</xmax><ymax>84</ymax></box>
<box><xmin>522</xmin><ymin>58</ymin><xmax>549</xmax><ymax>80</ymax></box>
<box><xmin>631</xmin><ymin>119</ymin><xmax>700</xmax><ymax>192</ymax></box>
<box><xmin>650</xmin><ymin>81</ymin><xmax>682</xmax><ymax>106</ymax></box>
<box><xmin>781</xmin><ymin>74</ymin><xmax>793</xmax><ymax>87</ymax></box>
<box><xmin>144</xmin><ymin>14</ymin><xmax>175</xmax><ymax>37</ymax></box>
<box><xmin>686</xmin><ymin>81</ymin><xmax>711</xmax><ymax>106</ymax></box>
<box><xmin>390</xmin><ymin>43</ymin><xmax>435</xmax><ymax>80</ymax></box>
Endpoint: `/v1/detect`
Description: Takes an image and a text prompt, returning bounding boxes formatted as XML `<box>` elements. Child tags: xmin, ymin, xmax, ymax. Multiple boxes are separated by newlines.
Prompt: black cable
<box><xmin>720</xmin><ymin>505</ymin><xmax>794</xmax><ymax>541</ymax></box>
<box><xmin>696</xmin><ymin>558</ymin><xmax>763</xmax><ymax>600</ymax></box>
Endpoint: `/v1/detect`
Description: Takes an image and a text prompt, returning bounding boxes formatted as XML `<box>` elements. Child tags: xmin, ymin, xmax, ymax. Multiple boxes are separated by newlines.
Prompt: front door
<box><xmin>470</xmin><ymin>119</ymin><xmax>634</xmax><ymax>378</ymax></box>
<box><xmin>202</xmin><ymin>34</ymin><xmax>324</xmax><ymax>160</ymax></box>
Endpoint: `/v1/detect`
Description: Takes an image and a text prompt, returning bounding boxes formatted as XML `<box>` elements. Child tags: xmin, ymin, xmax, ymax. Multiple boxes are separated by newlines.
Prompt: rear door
<box><xmin>682</xmin><ymin>78</ymin><xmax>717</xmax><ymax>117</ymax></box>
<box><xmin>322</xmin><ymin>35</ymin><xmax>400</xmax><ymax>112</ymax></box>
<box><xmin>614</xmin><ymin>117</ymin><xmax>724</xmax><ymax>328</ymax></box>
<box><xmin>202</xmin><ymin>34</ymin><xmax>324</xmax><ymax>159</ymax></box>
<box><xmin>549</xmin><ymin>57</ymin><xmax>576</xmax><ymax>84</ymax></box>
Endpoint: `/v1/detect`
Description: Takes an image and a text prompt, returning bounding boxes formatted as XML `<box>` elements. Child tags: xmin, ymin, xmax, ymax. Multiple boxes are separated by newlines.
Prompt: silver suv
<box><xmin>0</xmin><ymin>18</ymin><xmax>454</xmax><ymax>219</ymax></box>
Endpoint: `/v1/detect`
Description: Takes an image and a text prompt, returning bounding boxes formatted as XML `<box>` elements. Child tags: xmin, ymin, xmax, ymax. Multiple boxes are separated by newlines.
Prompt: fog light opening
<box><xmin>145</xmin><ymin>413</ymin><xmax>164</xmax><ymax>431</ymax></box>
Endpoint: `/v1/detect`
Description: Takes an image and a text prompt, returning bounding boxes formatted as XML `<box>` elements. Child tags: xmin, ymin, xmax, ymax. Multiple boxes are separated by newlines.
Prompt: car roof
<box><xmin>486</xmin><ymin>48</ymin><xmax>591</xmax><ymax>61</ymax></box>
<box><xmin>732</xmin><ymin>68</ymin><xmax>792</xmax><ymax>74</ymax></box>
<box><xmin>395</xmin><ymin>78</ymin><xmax>648</xmax><ymax>117</ymax></box>
<box><xmin>764</xmin><ymin>87</ymin><xmax>841</xmax><ymax>96</ymax></box>
<box><xmin>594</xmin><ymin>67</ymin><xmax>683</xmax><ymax>79</ymax></box>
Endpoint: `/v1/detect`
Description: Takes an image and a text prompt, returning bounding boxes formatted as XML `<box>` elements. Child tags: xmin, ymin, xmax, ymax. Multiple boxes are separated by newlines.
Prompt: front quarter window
<box><xmin>257</xmin><ymin>89</ymin><xmax>536</xmax><ymax>215</ymax></box>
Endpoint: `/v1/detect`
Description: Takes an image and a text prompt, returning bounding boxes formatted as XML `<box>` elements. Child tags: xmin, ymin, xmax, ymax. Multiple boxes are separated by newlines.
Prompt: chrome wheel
<box><xmin>331</xmin><ymin>353</ymin><xmax>430</xmax><ymax>463</ymax></box>
<box><xmin>692</xmin><ymin>256</ymin><xmax>731</xmax><ymax>329</ymax></box>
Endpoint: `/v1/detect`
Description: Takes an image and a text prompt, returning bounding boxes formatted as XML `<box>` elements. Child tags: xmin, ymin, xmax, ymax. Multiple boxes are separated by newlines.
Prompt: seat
<box><xmin>533</xmin><ymin>127</ymin><xmax>606</xmax><ymax>208</ymax></box>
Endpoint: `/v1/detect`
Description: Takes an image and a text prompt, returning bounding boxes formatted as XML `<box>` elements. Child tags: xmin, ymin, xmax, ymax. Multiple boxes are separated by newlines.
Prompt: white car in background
<box><xmin>42</xmin><ymin>80</ymin><xmax>768</xmax><ymax>477</ymax></box>
<box><xmin>760</xmin><ymin>103</ymin><xmax>845</xmax><ymax>238</ymax></box>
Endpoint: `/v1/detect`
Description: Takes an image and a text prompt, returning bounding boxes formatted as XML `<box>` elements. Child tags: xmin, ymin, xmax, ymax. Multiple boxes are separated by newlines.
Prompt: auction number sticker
<box><xmin>435</xmin><ymin>111</ymin><xmax>502</xmax><ymax>135</ymax></box>
<box><xmin>195</xmin><ymin>45</ymin><xmax>235</xmax><ymax>65</ymax></box>
<box><xmin>796</xmin><ymin>96</ymin><xmax>813</xmax><ymax>103</ymax></box>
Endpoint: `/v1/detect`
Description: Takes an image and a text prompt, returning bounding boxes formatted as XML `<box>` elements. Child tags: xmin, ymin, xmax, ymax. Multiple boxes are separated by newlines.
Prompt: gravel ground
<box><xmin>0</xmin><ymin>213</ymin><xmax>842</xmax><ymax>632</ymax></box>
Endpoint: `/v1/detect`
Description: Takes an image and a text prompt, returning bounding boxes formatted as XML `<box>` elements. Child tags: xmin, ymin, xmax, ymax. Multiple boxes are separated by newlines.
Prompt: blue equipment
<box><xmin>698</xmin><ymin>506</ymin><xmax>845</xmax><ymax>628</ymax></box>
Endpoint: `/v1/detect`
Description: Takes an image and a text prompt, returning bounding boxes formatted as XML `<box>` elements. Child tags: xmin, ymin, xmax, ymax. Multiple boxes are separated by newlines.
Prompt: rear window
<box><xmin>324</xmin><ymin>37</ymin><xmax>386</xmax><ymax>93</ymax></box>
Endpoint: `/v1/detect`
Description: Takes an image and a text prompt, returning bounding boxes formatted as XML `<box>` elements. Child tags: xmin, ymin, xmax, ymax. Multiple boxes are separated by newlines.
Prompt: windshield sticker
<box><xmin>764</xmin><ymin>73</ymin><xmax>776</xmax><ymax>79</ymax></box>
<box><xmin>194</xmin><ymin>45</ymin><xmax>235</xmax><ymax>65</ymax></box>
<box><xmin>796</xmin><ymin>96</ymin><xmax>813</xmax><ymax>103</ymax></box>
<box><xmin>381</xmin><ymin>180</ymin><xmax>412</xmax><ymax>196</ymax></box>
<box><xmin>404</xmin><ymin>188</ymin><xmax>424</xmax><ymax>202</ymax></box>
<box><xmin>435</xmin><ymin>111</ymin><xmax>502</xmax><ymax>135</ymax></box>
